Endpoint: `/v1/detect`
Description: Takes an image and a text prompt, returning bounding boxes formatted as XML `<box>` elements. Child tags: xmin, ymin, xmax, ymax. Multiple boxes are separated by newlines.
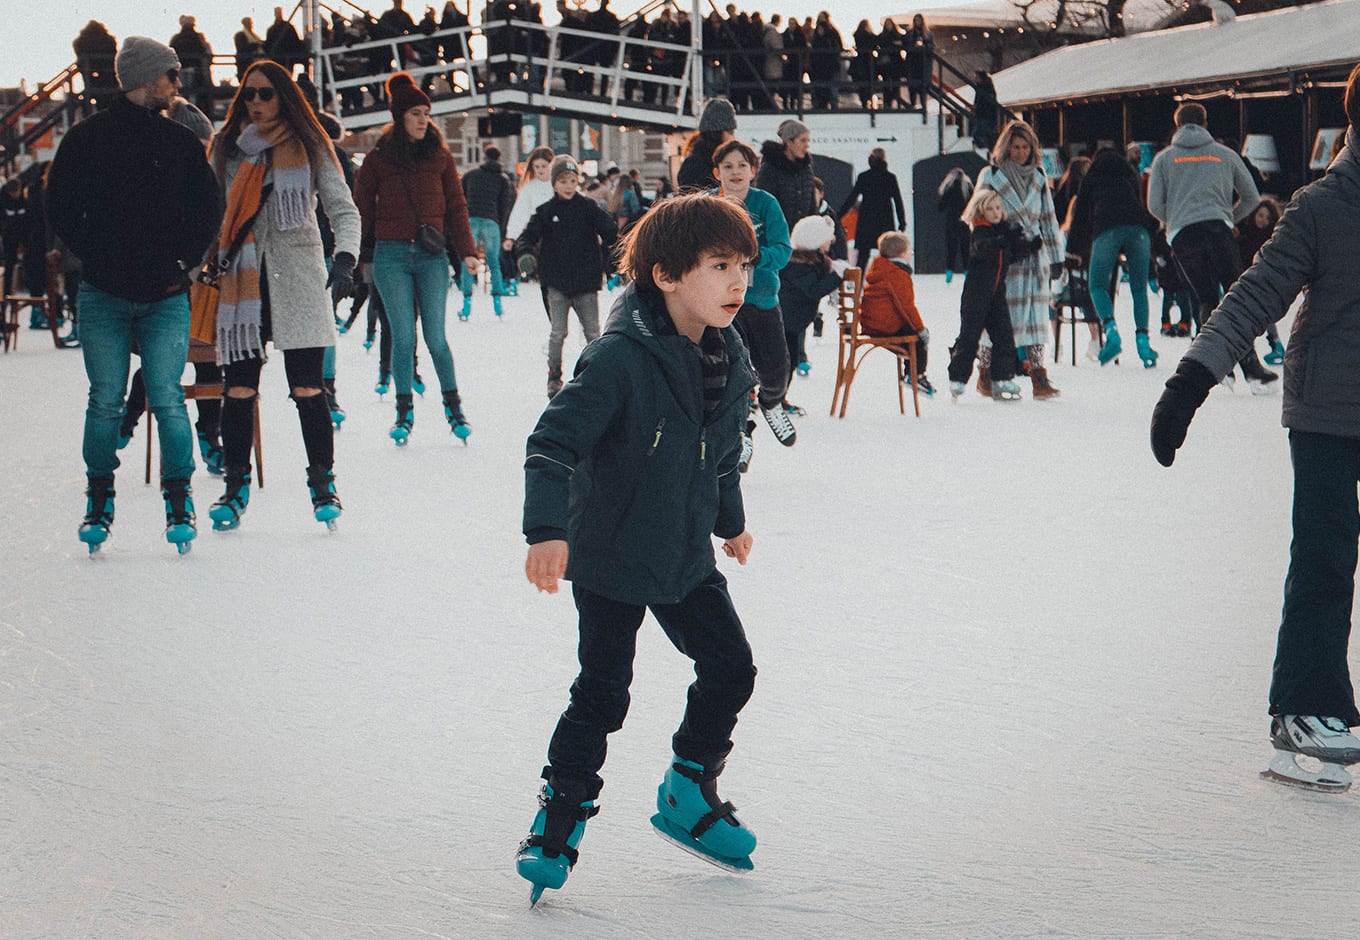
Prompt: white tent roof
<box><xmin>993</xmin><ymin>0</ymin><xmax>1360</xmax><ymax>107</ymax></box>
<box><xmin>897</xmin><ymin>0</ymin><xmax>1183</xmax><ymax>34</ymax></box>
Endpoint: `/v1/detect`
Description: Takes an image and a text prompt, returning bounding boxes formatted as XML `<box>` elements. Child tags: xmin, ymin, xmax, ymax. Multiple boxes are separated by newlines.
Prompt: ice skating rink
<box><xmin>2</xmin><ymin>274</ymin><xmax>1354</xmax><ymax>938</ymax></box>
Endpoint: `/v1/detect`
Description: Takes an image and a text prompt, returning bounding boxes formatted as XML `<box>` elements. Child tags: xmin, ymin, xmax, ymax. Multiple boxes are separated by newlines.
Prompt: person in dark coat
<box><xmin>459</xmin><ymin>144</ymin><xmax>516</xmax><ymax>314</ymax></box>
<box><xmin>756</xmin><ymin>119</ymin><xmax>817</xmax><ymax>231</ymax></box>
<box><xmin>1150</xmin><ymin>64</ymin><xmax>1360</xmax><ymax>793</ymax></box>
<box><xmin>838</xmin><ymin>147</ymin><xmax>905</xmax><ymax>266</ymax></box>
<box><xmin>903</xmin><ymin>14</ymin><xmax>934</xmax><ymax>111</ymax></box>
<box><xmin>515</xmin><ymin>155</ymin><xmax>619</xmax><ymax>399</ymax></box>
<box><xmin>72</xmin><ymin>20</ymin><xmax>118</xmax><ymax>112</ymax></box>
<box><xmin>849</xmin><ymin>20</ymin><xmax>878</xmax><ymax>109</ymax></box>
<box><xmin>168</xmin><ymin>15</ymin><xmax>213</xmax><ymax>112</ymax></box>
<box><xmin>971</xmin><ymin>70</ymin><xmax>999</xmax><ymax>152</ymax></box>
<box><xmin>516</xmin><ymin>194</ymin><xmax>760</xmax><ymax>900</ymax></box>
<box><xmin>265</xmin><ymin>7</ymin><xmax>306</xmax><ymax>71</ymax></box>
<box><xmin>937</xmin><ymin>166</ymin><xmax>973</xmax><ymax>281</ymax></box>
<box><xmin>233</xmin><ymin>17</ymin><xmax>266</xmax><ymax>79</ymax></box>
<box><xmin>780</xmin><ymin>214</ymin><xmax>845</xmax><ymax>383</ymax></box>
<box><xmin>675</xmin><ymin>97</ymin><xmax>737</xmax><ymax>193</ymax></box>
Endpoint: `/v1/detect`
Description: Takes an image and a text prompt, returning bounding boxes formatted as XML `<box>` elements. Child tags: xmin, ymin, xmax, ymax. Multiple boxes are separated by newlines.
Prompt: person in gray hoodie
<box><xmin>1147</xmin><ymin>103</ymin><xmax>1276</xmax><ymax>390</ymax></box>
<box><xmin>1149</xmin><ymin>63</ymin><xmax>1360</xmax><ymax>794</ymax></box>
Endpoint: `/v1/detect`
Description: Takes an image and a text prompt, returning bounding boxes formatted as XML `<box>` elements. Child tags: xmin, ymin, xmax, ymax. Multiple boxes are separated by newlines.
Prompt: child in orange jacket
<box><xmin>860</xmin><ymin>231</ymin><xmax>933</xmax><ymax>394</ymax></box>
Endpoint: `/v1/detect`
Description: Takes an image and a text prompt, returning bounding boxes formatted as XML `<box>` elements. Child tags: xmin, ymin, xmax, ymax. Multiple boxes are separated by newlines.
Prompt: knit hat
<box><xmin>116</xmin><ymin>36</ymin><xmax>181</xmax><ymax>91</ymax></box>
<box><xmin>790</xmin><ymin>215</ymin><xmax>834</xmax><ymax>252</ymax></box>
<box><xmin>386</xmin><ymin>72</ymin><xmax>430</xmax><ymax>124</ymax></box>
<box><xmin>777</xmin><ymin>118</ymin><xmax>810</xmax><ymax>143</ymax></box>
<box><xmin>697</xmin><ymin>97</ymin><xmax>738</xmax><ymax>133</ymax></box>
<box><xmin>550</xmin><ymin>154</ymin><xmax>580</xmax><ymax>184</ymax></box>
<box><xmin>167</xmin><ymin>97</ymin><xmax>213</xmax><ymax>142</ymax></box>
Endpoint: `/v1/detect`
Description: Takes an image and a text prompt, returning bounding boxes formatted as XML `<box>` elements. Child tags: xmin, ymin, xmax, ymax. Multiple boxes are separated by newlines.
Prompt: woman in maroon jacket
<box><xmin>354</xmin><ymin>73</ymin><xmax>478</xmax><ymax>446</ymax></box>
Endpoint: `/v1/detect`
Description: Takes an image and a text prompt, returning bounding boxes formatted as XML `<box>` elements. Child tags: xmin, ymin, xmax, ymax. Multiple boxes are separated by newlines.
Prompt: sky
<box><xmin>1</xmin><ymin>0</ymin><xmax>965</xmax><ymax>89</ymax></box>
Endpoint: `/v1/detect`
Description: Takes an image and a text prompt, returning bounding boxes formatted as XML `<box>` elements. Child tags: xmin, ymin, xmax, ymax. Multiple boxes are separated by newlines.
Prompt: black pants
<box><xmin>944</xmin><ymin>220</ymin><xmax>970</xmax><ymax>273</ymax></box>
<box><xmin>547</xmin><ymin>570</ymin><xmax>757</xmax><ymax>788</ymax></box>
<box><xmin>733</xmin><ymin>302</ymin><xmax>790</xmax><ymax>411</ymax></box>
<box><xmin>947</xmin><ymin>291</ymin><xmax>1017</xmax><ymax>384</ymax></box>
<box><xmin>1171</xmin><ymin>221</ymin><xmax>1242</xmax><ymax>330</ymax></box>
<box><xmin>221</xmin><ymin>347</ymin><xmax>332</xmax><ymax>471</ymax></box>
<box><xmin>1269</xmin><ymin>430</ymin><xmax>1360</xmax><ymax>725</ymax></box>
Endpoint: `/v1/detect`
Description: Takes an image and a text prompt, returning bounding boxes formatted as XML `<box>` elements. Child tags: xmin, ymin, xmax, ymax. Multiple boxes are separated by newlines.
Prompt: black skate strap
<box><xmin>670</xmin><ymin>759</ymin><xmax>740</xmax><ymax>839</ymax></box>
<box><xmin>530</xmin><ymin>788</ymin><xmax>599</xmax><ymax>866</ymax></box>
<box><xmin>689</xmin><ymin>801</ymin><xmax>738</xmax><ymax>840</ymax></box>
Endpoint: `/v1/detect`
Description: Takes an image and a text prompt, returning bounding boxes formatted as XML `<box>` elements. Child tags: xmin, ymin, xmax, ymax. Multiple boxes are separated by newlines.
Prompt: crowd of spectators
<box><xmin>63</xmin><ymin>4</ymin><xmax>953</xmax><ymax>116</ymax></box>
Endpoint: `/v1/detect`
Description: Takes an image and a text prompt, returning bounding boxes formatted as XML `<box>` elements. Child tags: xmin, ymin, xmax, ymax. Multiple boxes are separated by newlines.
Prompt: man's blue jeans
<box><xmin>79</xmin><ymin>283</ymin><xmax>194</xmax><ymax>482</ymax></box>
<box><xmin>459</xmin><ymin>216</ymin><xmax>508</xmax><ymax>297</ymax></box>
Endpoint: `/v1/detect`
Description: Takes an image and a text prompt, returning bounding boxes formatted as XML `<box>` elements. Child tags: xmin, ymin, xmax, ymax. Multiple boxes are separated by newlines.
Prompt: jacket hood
<box><xmin>1171</xmin><ymin>124</ymin><xmax>1216</xmax><ymax>150</ymax></box>
<box><xmin>603</xmin><ymin>283</ymin><xmax>754</xmax><ymax>421</ymax></box>
<box><xmin>761</xmin><ymin>139</ymin><xmax>809</xmax><ymax>171</ymax></box>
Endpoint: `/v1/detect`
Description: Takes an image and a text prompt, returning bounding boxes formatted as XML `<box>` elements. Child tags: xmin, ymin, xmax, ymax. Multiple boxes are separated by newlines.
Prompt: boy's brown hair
<box><xmin>617</xmin><ymin>193</ymin><xmax>758</xmax><ymax>292</ymax></box>
<box><xmin>711</xmin><ymin>138</ymin><xmax>759</xmax><ymax>170</ymax></box>
<box><xmin>877</xmin><ymin>231</ymin><xmax>910</xmax><ymax>258</ymax></box>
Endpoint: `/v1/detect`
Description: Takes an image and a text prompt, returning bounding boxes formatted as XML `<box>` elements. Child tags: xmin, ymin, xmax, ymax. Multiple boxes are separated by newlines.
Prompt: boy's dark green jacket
<box><xmin>523</xmin><ymin>283</ymin><xmax>757</xmax><ymax>606</ymax></box>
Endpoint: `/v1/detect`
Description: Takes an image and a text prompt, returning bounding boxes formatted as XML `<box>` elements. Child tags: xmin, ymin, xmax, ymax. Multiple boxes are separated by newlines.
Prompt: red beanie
<box><xmin>386</xmin><ymin>72</ymin><xmax>431</xmax><ymax>125</ymax></box>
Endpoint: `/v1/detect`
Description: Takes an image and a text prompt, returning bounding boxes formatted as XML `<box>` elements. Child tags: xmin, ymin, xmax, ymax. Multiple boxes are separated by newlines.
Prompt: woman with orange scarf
<box><xmin>206</xmin><ymin>60</ymin><xmax>360</xmax><ymax>532</ymax></box>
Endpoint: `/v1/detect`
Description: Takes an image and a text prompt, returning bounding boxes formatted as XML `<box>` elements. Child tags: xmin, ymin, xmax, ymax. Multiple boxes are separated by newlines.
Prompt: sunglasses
<box><xmin>241</xmin><ymin>86</ymin><xmax>276</xmax><ymax>103</ymax></box>
<box><xmin>165</xmin><ymin>68</ymin><xmax>180</xmax><ymax>84</ymax></box>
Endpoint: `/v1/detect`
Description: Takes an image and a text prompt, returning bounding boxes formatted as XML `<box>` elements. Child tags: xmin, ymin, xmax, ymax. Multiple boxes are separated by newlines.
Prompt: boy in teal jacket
<box><xmin>516</xmin><ymin>194</ymin><xmax>763</xmax><ymax>902</ymax></box>
<box><xmin>710</xmin><ymin>139</ymin><xmax>796</xmax><ymax>452</ymax></box>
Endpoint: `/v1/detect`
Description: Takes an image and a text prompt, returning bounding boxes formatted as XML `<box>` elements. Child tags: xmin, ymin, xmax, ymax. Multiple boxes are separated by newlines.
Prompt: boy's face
<box><xmin>553</xmin><ymin>172</ymin><xmax>579</xmax><ymax>199</ymax></box>
<box><xmin>713</xmin><ymin>153</ymin><xmax>753</xmax><ymax>194</ymax></box>
<box><xmin>655</xmin><ymin>250</ymin><xmax>752</xmax><ymax>342</ymax></box>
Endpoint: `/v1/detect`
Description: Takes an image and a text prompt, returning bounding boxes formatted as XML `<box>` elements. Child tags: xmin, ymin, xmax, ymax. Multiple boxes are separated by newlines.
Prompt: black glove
<box><xmin>1150</xmin><ymin>358</ymin><xmax>1217</xmax><ymax>467</ymax></box>
<box><xmin>1050</xmin><ymin>261</ymin><xmax>1064</xmax><ymax>281</ymax></box>
<box><xmin>327</xmin><ymin>251</ymin><xmax>356</xmax><ymax>306</ymax></box>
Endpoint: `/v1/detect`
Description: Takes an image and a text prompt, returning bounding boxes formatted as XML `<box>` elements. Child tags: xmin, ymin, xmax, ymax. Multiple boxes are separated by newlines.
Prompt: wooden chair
<box><xmin>1051</xmin><ymin>259</ymin><xmax>1103</xmax><ymax>366</ymax></box>
<box><xmin>145</xmin><ymin>340</ymin><xmax>264</xmax><ymax>486</ymax></box>
<box><xmin>2</xmin><ymin>252</ymin><xmax>65</xmax><ymax>352</ymax></box>
<box><xmin>829</xmin><ymin>267</ymin><xmax>920</xmax><ymax>419</ymax></box>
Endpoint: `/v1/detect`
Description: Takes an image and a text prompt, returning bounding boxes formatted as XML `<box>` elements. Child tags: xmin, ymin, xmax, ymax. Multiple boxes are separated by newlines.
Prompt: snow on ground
<box><xmin>1</xmin><ymin>274</ymin><xmax>1354</xmax><ymax>939</ymax></box>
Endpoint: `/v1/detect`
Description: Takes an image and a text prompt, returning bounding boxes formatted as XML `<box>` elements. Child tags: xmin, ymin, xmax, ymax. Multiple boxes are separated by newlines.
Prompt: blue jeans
<box><xmin>1088</xmin><ymin>225</ymin><xmax>1150</xmax><ymax>332</ymax></box>
<box><xmin>372</xmin><ymin>240</ymin><xmax>458</xmax><ymax>397</ymax></box>
<box><xmin>79</xmin><ymin>283</ymin><xmax>193</xmax><ymax>481</ymax></box>
<box><xmin>459</xmin><ymin>216</ymin><xmax>508</xmax><ymax>297</ymax></box>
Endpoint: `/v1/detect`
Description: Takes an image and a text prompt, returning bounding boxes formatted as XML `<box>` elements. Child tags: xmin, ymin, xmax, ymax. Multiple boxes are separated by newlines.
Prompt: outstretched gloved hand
<box><xmin>1150</xmin><ymin>358</ymin><xmax>1217</xmax><ymax>467</ymax></box>
<box><xmin>327</xmin><ymin>251</ymin><xmax>357</xmax><ymax>306</ymax></box>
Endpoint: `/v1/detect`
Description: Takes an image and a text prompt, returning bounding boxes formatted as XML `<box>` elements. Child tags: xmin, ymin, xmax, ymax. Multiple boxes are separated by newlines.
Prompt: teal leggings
<box><xmin>1089</xmin><ymin>225</ymin><xmax>1150</xmax><ymax>332</ymax></box>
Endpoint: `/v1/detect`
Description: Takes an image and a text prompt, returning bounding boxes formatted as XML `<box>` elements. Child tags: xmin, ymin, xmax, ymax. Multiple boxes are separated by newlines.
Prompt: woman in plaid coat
<box><xmin>976</xmin><ymin>121</ymin><xmax>1065</xmax><ymax>394</ymax></box>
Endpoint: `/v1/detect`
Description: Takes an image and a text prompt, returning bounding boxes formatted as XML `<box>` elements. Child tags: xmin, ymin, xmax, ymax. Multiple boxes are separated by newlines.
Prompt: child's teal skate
<box><xmin>650</xmin><ymin>755</ymin><xmax>755</xmax><ymax>872</ymax></box>
<box><xmin>1264</xmin><ymin>340</ymin><xmax>1285</xmax><ymax>366</ymax></box>
<box><xmin>515</xmin><ymin>769</ymin><xmax>600</xmax><ymax>905</ymax></box>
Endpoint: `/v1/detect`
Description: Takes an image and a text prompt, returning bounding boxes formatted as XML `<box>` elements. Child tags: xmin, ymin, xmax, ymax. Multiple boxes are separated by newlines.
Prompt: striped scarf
<box><xmin>214</xmin><ymin>119</ymin><xmax>312</xmax><ymax>364</ymax></box>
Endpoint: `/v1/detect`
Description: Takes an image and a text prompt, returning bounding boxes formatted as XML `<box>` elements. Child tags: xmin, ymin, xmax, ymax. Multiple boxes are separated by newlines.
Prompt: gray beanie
<box><xmin>550</xmin><ymin>154</ymin><xmax>580</xmax><ymax>184</ymax></box>
<box><xmin>777</xmin><ymin>118</ymin><xmax>810</xmax><ymax>142</ymax></box>
<box><xmin>117</xmin><ymin>36</ymin><xmax>181</xmax><ymax>91</ymax></box>
<box><xmin>697</xmin><ymin>97</ymin><xmax>738</xmax><ymax>133</ymax></box>
<box><xmin>167</xmin><ymin>97</ymin><xmax>213</xmax><ymax>142</ymax></box>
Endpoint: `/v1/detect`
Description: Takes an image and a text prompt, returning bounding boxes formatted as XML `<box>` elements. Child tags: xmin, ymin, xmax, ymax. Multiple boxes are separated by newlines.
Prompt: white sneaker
<box><xmin>760</xmin><ymin>405</ymin><xmax>797</xmax><ymax>446</ymax></box>
<box><xmin>1272</xmin><ymin>715</ymin><xmax>1360</xmax><ymax>763</ymax></box>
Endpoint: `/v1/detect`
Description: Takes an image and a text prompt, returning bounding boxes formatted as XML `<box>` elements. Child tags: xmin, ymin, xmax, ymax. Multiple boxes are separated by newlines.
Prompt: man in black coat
<box><xmin>460</xmin><ymin>145</ymin><xmax>516</xmax><ymax>310</ymax></box>
<box><xmin>756</xmin><ymin>119</ymin><xmax>817</xmax><ymax>232</ymax></box>
<box><xmin>46</xmin><ymin>37</ymin><xmax>221</xmax><ymax>553</ymax></box>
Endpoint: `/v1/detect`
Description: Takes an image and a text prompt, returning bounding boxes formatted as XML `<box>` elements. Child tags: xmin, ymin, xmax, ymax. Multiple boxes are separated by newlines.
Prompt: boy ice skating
<box><xmin>516</xmin><ymin>194</ymin><xmax>761</xmax><ymax>903</ymax></box>
<box><xmin>514</xmin><ymin>154</ymin><xmax>618</xmax><ymax>399</ymax></box>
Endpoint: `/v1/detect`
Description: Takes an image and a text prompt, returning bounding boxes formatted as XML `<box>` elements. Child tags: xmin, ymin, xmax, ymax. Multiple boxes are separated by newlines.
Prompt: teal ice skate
<box><xmin>161</xmin><ymin>478</ymin><xmax>196</xmax><ymax>554</ymax></box>
<box><xmin>515</xmin><ymin>770</ymin><xmax>600</xmax><ymax>905</ymax></box>
<box><xmin>78</xmin><ymin>476</ymin><xmax>115</xmax><ymax>554</ymax></box>
<box><xmin>1135</xmin><ymin>330</ymin><xmax>1158</xmax><ymax>368</ymax></box>
<box><xmin>650</xmin><ymin>755</ymin><xmax>755</xmax><ymax>872</ymax></box>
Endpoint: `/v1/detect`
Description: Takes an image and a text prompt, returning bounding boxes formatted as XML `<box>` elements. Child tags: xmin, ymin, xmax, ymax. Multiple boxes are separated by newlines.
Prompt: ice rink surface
<box><xmin>3</xmin><ymin>273</ymin><xmax>1355</xmax><ymax>938</ymax></box>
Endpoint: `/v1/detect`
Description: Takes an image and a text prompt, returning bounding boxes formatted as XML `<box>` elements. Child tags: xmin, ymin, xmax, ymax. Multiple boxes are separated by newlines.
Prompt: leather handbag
<box><xmin>402</xmin><ymin>174</ymin><xmax>447</xmax><ymax>256</ymax></box>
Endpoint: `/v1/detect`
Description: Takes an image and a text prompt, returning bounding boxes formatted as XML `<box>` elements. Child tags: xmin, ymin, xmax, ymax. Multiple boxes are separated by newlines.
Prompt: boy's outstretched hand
<box><xmin>722</xmin><ymin>530</ymin><xmax>754</xmax><ymax>565</ymax></box>
<box><xmin>526</xmin><ymin>540</ymin><xmax>569</xmax><ymax>593</ymax></box>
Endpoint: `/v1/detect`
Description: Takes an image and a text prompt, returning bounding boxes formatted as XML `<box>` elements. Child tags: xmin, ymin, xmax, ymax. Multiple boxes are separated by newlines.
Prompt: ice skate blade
<box><xmin>529</xmin><ymin>883</ymin><xmax>546</xmax><ymax>905</ymax></box>
<box><xmin>1262</xmin><ymin>752</ymin><xmax>1352</xmax><ymax>793</ymax></box>
<box><xmin>175</xmin><ymin>541</ymin><xmax>193</xmax><ymax>555</ymax></box>
<box><xmin>650</xmin><ymin>813</ymin><xmax>753</xmax><ymax>873</ymax></box>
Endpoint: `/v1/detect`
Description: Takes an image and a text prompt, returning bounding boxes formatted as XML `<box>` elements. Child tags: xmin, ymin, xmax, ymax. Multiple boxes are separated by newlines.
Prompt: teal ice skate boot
<box><xmin>161</xmin><ymin>478</ymin><xmax>196</xmax><ymax>554</ymax></box>
<box><xmin>1098</xmin><ymin>321</ymin><xmax>1122</xmax><ymax>365</ymax></box>
<box><xmin>650</xmin><ymin>755</ymin><xmax>756</xmax><ymax>871</ymax></box>
<box><xmin>78</xmin><ymin>476</ymin><xmax>115</xmax><ymax>554</ymax></box>
<box><xmin>209</xmin><ymin>466</ymin><xmax>251</xmax><ymax>531</ymax></box>
<box><xmin>306</xmin><ymin>464</ymin><xmax>342</xmax><ymax>531</ymax></box>
<box><xmin>1135</xmin><ymin>329</ymin><xmax>1158</xmax><ymax>368</ymax></box>
<box><xmin>390</xmin><ymin>394</ymin><xmax>414</xmax><ymax>446</ymax></box>
<box><xmin>515</xmin><ymin>769</ymin><xmax>601</xmax><ymax>905</ymax></box>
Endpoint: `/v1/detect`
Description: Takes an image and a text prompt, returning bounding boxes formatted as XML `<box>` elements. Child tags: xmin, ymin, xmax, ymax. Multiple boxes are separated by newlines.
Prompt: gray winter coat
<box><xmin>1185</xmin><ymin>129</ymin><xmax>1360</xmax><ymax>440</ymax></box>
<box><xmin>221</xmin><ymin>147</ymin><xmax>360</xmax><ymax>351</ymax></box>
